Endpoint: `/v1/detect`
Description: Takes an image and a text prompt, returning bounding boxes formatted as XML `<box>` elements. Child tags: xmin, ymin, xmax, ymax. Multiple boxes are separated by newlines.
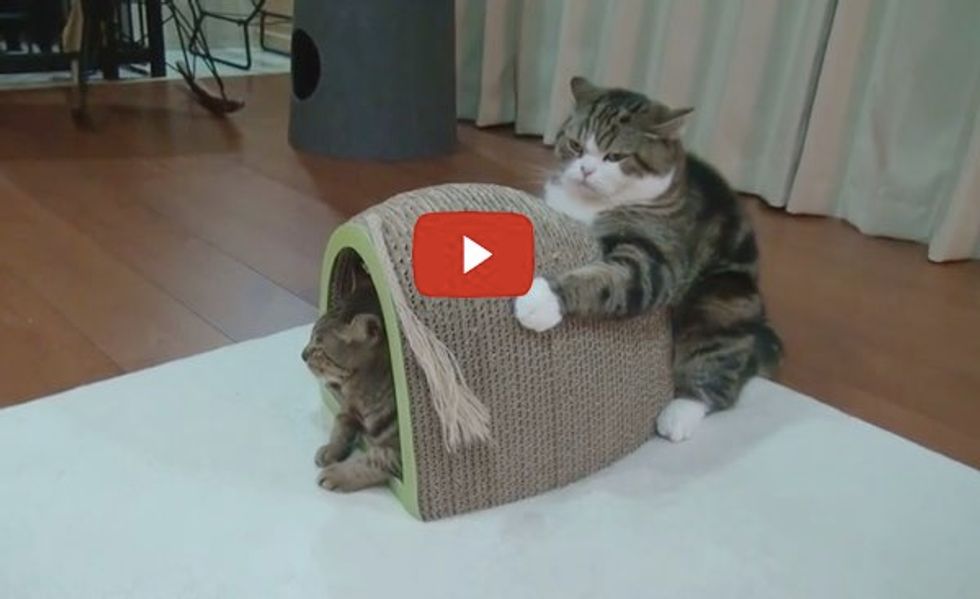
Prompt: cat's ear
<box><xmin>350</xmin><ymin>313</ymin><xmax>383</xmax><ymax>344</ymax></box>
<box><xmin>647</xmin><ymin>106</ymin><xmax>693</xmax><ymax>138</ymax></box>
<box><xmin>339</xmin><ymin>262</ymin><xmax>371</xmax><ymax>295</ymax></box>
<box><xmin>570</xmin><ymin>76</ymin><xmax>602</xmax><ymax>105</ymax></box>
<box><xmin>351</xmin><ymin>265</ymin><xmax>373</xmax><ymax>292</ymax></box>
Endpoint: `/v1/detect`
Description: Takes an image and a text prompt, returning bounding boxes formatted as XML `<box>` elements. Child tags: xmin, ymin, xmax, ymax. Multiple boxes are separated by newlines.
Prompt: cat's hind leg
<box><xmin>657</xmin><ymin>330</ymin><xmax>766</xmax><ymax>442</ymax></box>
<box><xmin>656</xmin><ymin>398</ymin><xmax>708</xmax><ymax>443</ymax></box>
<box><xmin>318</xmin><ymin>447</ymin><xmax>399</xmax><ymax>493</ymax></box>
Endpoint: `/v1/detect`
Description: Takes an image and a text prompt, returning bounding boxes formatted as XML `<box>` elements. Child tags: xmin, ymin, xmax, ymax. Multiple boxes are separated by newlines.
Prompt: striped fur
<box><xmin>540</xmin><ymin>78</ymin><xmax>782</xmax><ymax>421</ymax></box>
<box><xmin>302</xmin><ymin>273</ymin><xmax>401</xmax><ymax>492</ymax></box>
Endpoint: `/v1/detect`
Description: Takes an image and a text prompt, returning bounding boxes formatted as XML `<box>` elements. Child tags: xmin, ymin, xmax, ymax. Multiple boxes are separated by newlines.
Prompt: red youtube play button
<box><xmin>412</xmin><ymin>212</ymin><xmax>534</xmax><ymax>298</ymax></box>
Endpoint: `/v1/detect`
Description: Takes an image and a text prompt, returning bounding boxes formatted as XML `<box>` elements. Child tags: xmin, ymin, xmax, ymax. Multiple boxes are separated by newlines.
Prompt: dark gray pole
<box><xmin>289</xmin><ymin>0</ymin><xmax>457</xmax><ymax>161</ymax></box>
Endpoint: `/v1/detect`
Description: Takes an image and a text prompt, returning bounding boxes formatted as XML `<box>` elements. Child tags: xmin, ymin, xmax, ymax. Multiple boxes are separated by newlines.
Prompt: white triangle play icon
<box><xmin>462</xmin><ymin>235</ymin><xmax>492</xmax><ymax>274</ymax></box>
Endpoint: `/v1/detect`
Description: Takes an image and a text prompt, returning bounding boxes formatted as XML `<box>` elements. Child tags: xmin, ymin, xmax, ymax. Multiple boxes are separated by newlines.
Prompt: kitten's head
<box><xmin>302</xmin><ymin>272</ymin><xmax>385</xmax><ymax>389</ymax></box>
<box><xmin>302</xmin><ymin>309</ymin><xmax>385</xmax><ymax>388</ymax></box>
<box><xmin>552</xmin><ymin>77</ymin><xmax>692</xmax><ymax>209</ymax></box>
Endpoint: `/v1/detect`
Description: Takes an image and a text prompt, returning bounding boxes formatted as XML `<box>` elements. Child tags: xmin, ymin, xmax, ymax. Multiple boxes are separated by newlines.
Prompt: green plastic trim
<box><xmin>319</xmin><ymin>222</ymin><xmax>421</xmax><ymax>519</ymax></box>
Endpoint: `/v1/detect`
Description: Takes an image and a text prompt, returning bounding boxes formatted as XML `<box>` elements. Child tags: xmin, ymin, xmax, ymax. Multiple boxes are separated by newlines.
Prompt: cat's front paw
<box><xmin>314</xmin><ymin>443</ymin><xmax>345</xmax><ymax>467</ymax></box>
<box><xmin>317</xmin><ymin>464</ymin><xmax>357</xmax><ymax>493</ymax></box>
<box><xmin>656</xmin><ymin>398</ymin><xmax>708</xmax><ymax>442</ymax></box>
<box><xmin>514</xmin><ymin>277</ymin><xmax>563</xmax><ymax>332</ymax></box>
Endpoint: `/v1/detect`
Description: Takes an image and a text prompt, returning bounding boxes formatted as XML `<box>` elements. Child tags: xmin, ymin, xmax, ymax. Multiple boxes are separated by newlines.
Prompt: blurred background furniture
<box><xmin>187</xmin><ymin>0</ymin><xmax>262</xmax><ymax>70</ymax></box>
<box><xmin>181</xmin><ymin>0</ymin><xmax>292</xmax><ymax>70</ymax></box>
<box><xmin>257</xmin><ymin>0</ymin><xmax>290</xmax><ymax>56</ymax></box>
<box><xmin>0</xmin><ymin>0</ymin><xmax>164</xmax><ymax>78</ymax></box>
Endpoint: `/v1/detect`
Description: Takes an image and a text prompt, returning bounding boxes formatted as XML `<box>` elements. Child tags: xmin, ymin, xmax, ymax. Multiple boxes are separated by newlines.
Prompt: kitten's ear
<box><xmin>339</xmin><ymin>262</ymin><xmax>369</xmax><ymax>295</ymax></box>
<box><xmin>648</xmin><ymin>106</ymin><xmax>694</xmax><ymax>138</ymax></box>
<box><xmin>351</xmin><ymin>265</ymin><xmax>373</xmax><ymax>292</ymax></box>
<box><xmin>570</xmin><ymin>76</ymin><xmax>602</xmax><ymax>105</ymax></box>
<box><xmin>349</xmin><ymin>313</ymin><xmax>383</xmax><ymax>344</ymax></box>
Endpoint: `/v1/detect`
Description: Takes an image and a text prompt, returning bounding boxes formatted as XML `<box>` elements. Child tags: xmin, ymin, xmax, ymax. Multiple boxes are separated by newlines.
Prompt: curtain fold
<box><xmin>456</xmin><ymin>0</ymin><xmax>980</xmax><ymax>261</ymax></box>
<box><xmin>787</xmin><ymin>0</ymin><xmax>980</xmax><ymax>261</ymax></box>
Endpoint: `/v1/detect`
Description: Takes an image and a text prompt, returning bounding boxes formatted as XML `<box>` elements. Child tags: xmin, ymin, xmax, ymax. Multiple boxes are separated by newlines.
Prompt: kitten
<box><xmin>515</xmin><ymin>76</ymin><xmax>783</xmax><ymax>442</ymax></box>
<box><xmin>302</xmin><ymin>271</ymin><xmax>400</xmax><ymax>493</ymax></box>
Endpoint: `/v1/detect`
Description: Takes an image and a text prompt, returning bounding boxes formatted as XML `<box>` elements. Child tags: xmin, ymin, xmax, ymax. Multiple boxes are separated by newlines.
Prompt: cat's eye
<box><xmin>315</xmin><ymin>335</ymin><xmax>323</xmax><ymax>343</ymax></box>
<box><xmin>604</xmin><ymin>152</ymin><xmax>629</xmax><ymax>162</ymax></box>
<box><xmin>568</xmin><ymin>139</ymin><xmax>583</xmax><ymax>154</ymax></box>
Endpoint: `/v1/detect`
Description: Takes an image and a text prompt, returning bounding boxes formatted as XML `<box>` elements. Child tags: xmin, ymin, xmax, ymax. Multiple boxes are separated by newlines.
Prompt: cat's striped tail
<box><xmin>754</xmin><ymin>323</ymin><xmax>784</xmax><ymax>379</ymax></box>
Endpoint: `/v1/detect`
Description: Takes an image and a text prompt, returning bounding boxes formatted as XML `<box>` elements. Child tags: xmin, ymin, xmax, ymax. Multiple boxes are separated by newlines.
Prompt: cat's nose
<box><xmin>301</xmin><ymin>346</ymin><xmax>312</xmax><ymax>361</ymax></box>
<box><xmin>580</xmin><ymin>164</ymin><xmax>595</xmax><ymax>178</ymax></box>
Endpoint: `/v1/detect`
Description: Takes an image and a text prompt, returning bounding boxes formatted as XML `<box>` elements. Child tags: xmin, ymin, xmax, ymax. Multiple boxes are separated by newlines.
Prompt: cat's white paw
<box><xmin>656</xmin><ymin>398</ymin><xmax>707</xmax><ymax>442</ymax></box>
<box><xmin>514</xmin><ymin>277</ymin><xmax>563</xmax><ymax>332</ymax></box>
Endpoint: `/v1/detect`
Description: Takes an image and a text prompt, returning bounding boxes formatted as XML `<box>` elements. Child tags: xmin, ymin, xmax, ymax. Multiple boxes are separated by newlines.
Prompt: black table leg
<box><xmin>145</xmin><ymin>0</ymin><xmax>165</xmax><ymax>77</ymax></box>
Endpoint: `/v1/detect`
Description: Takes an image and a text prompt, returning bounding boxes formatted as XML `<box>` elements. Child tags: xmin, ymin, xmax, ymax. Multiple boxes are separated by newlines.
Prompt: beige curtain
<box><xmin>787</xmin><ymin>0</ymin><xmax>980</xmax><ymax>261</ymax></box>
<box><xmin>456</xmin><ymin>0</ymin><xmax>980</xmax><ymax>261</ymax></box>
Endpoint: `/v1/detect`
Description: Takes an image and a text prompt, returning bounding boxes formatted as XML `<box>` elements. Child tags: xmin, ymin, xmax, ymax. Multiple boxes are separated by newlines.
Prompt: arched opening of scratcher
<box><xmin>324</xmin><ymin>247</ymin><xmax>404</xmax><ymax>482</ymax></box>
<box><xmin>320</xmin><ymin>223</ymin><xmax>421</xmax><ymax>518</ymax></box>
<box><xmin>320</xmin><ymin>222</ymin><xmax>421</xmax><ymax>519</ymax></box>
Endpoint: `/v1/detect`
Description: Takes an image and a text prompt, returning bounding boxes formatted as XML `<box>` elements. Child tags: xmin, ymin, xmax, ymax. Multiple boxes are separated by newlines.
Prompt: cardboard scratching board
<box><xmin>320</xmin><ymin>184</ymin><xmax>674</xmax><ymax>520</ymax></box>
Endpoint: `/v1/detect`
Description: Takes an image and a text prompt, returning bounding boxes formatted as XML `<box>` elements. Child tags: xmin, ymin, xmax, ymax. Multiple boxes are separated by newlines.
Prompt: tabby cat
<box><xmin>302</xmin><ymin>269</ymin><xmax>400</xmax><ymax>492</ymax></box>
<box><xmin>515</xmin><ymin>77</ymin><xmax>782</xmax><ymax>442</ymax></box>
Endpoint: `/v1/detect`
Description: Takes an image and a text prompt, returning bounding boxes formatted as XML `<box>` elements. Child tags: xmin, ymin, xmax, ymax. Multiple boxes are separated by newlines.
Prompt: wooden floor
<box><xmin>1</xmin><ymin>75</ymin><xmax>978</xmax><ymax>467</ymax></box>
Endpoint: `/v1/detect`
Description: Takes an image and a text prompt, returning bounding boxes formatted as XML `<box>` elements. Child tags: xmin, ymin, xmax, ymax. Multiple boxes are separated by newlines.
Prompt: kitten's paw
<box><xmin>514</xmin><ymin>277</ymin><xmax>563</xmax><ymax>332</ymax></box>
<box><xmin>656</xmin><ymin>398</ymin><xmax>708</xmax><ymax>442</ymax></box>
<box><xmin>317</xmin><ymin>464</ymin><xmax>355</xmax><ymax>493</ymax></box>
<box><xmin>314</xmin><ymin>443</ymin><xmax>344</xmax><ymax>467</ymax></box>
